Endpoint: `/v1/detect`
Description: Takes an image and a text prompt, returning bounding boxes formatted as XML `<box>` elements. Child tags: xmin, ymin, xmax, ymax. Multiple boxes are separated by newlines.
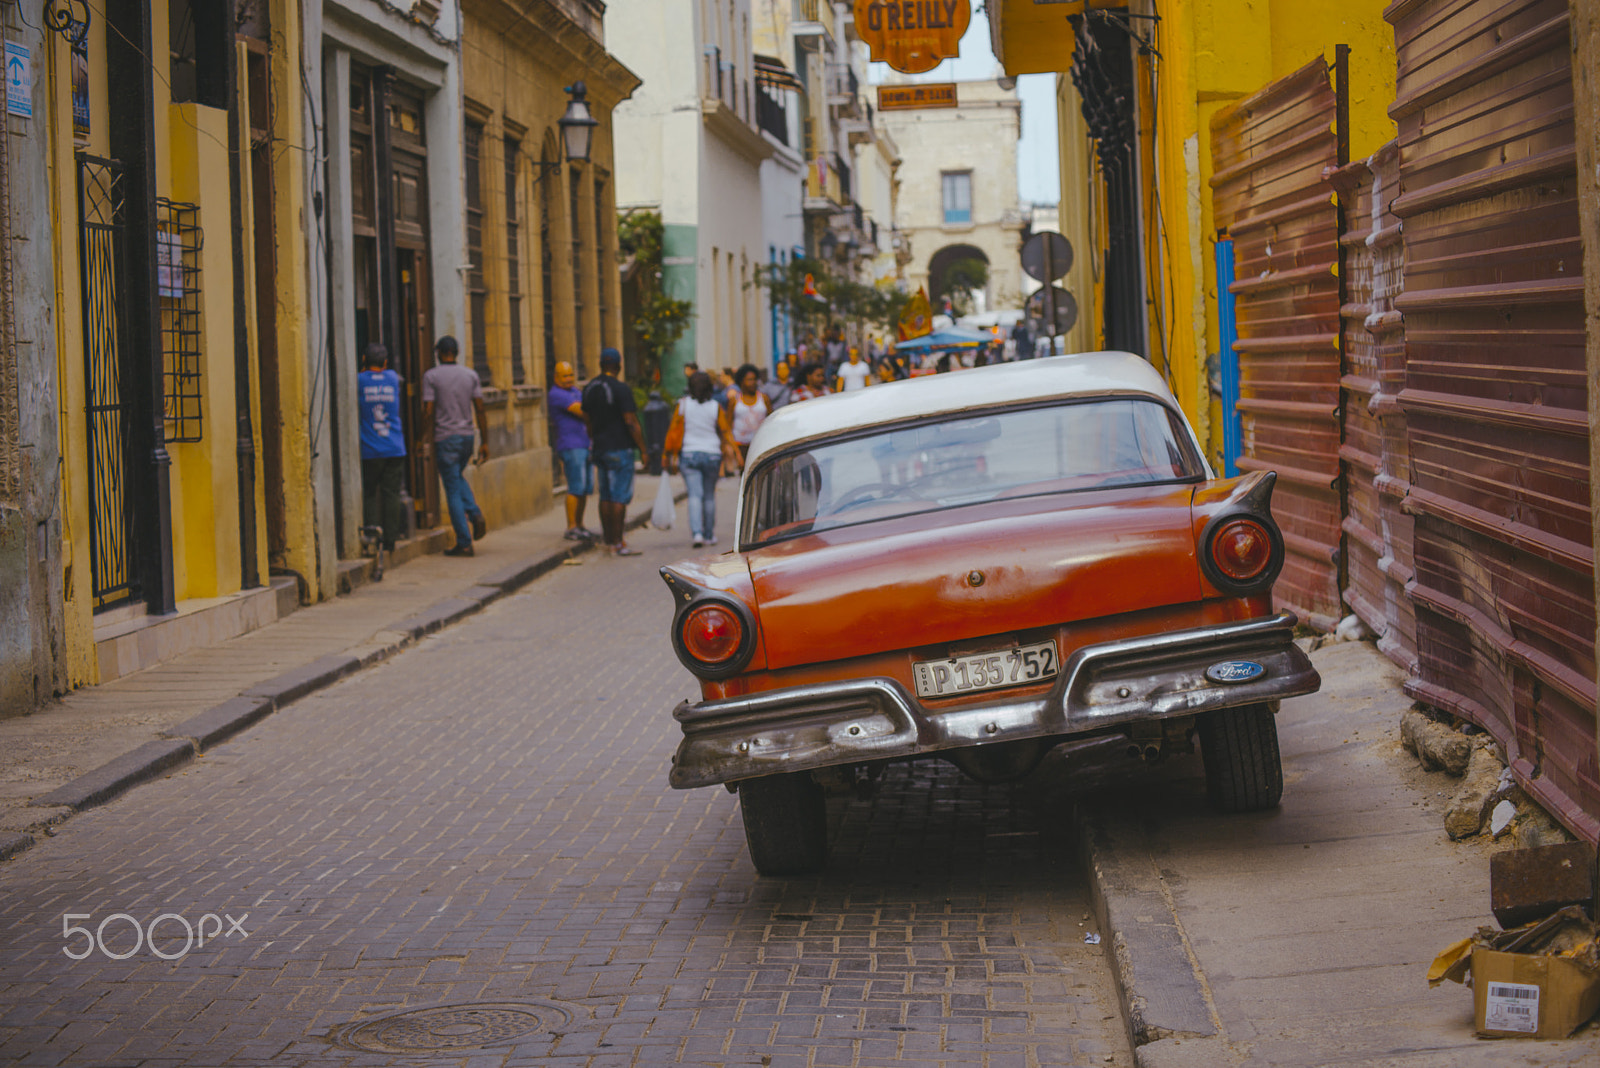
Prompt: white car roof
<box><xmin>746</xmin><ymin>351</ymin><xmax>1199</xmax><ymax>472</ymax></box>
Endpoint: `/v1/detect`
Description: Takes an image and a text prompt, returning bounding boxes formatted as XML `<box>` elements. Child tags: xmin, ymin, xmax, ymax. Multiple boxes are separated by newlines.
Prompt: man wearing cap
<box><xmin>547</xmin><ymin>360</ymin><xmax>597</xmax><ymax>541</ymax></box>
<box><xmin>421</xmin><ymin>335</ymin><xmax>489</xmax><ymax>557</ymax></box>
<box><xmin>581</xmin><ymin>348</ymin><xmax>648</xmax><ymax>555</ymax></box>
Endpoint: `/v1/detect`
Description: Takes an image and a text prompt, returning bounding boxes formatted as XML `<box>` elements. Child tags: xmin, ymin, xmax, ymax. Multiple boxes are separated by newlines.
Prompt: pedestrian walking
<box><xmin>581</xmin><ymin>347</ymin><xmax>649</xmax><ymax>556</ymax></box>
<box><xmin>357</xmin><ymin>343</ymin><xmax>407</xmax><ymax>555</ymax></box>
<box><xmin>728</xmin><ymin>363</ymin><xmax>771</xmax><ymax>467</ymax></box>
<box><xmin>823</xmin><ymin>327</ymin><xmax>847</xmax><ymax>376</ymax></box>
<box><xmin>548</xmin><ymin>360</ymin><xmax>597</xmax><ymax>542</ymax></box>
<box><xmin>760</xmin><ymin>360</ymin><xmax>792</xmax><ymax>410</ymax></box>
<box><xmin>834</xmin><ymin>347</ymin><xmax>872</xmax><ymax>392</ymax></box>
<box><xmin>665</xmin><ymin>371</ymin><xmax>737</xmax><ymax>549</ymax></box>
<box><xmin>789</xmin><ymin>362</ymin><xmax>831</xmax><ymax>402</ymax></box>
<box><xmin>421</xmin><ymin>336</ymin><xmax>488</xmax><ymax>557</ymax></box>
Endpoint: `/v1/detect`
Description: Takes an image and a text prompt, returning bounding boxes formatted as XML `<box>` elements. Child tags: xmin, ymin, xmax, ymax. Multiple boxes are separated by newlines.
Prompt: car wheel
<box><xmin>1197</xmin><ymin>704</ymin><xmax>1283</xmax><ymax>813</ymax></box>
<box><xmin>738</xmin><ymin>772</ymin><xmax>828</xmax><ymax>876</ymax></box>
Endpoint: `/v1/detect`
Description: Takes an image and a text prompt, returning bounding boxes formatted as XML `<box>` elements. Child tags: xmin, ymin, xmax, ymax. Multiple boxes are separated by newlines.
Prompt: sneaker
<box><xmin>576</xmin><ymin>526</ymin><xmax>601</xmax><ymax>540</ymax></box>
<box><xmin>611</xmin><ymin>543</ymin><xmax>641</xmax><ymax>557</ymax></box>
<box><xmin>704</xmin><ymin>535</ymin><xmax>718</xmax><ymax>545</ymax></box>
<box><xmin>443</xmin><ymin>544</ymin><xmax>475</xmax><ymax>558</ymax></box>
<box><xmin>470</xmin><ymin>511</ymin><xmax>487</xmax><ymax>541</ymax></box>
<box><xmin>691</xmin><ymin>536</ymin><xmax>705</xmax><ymax>548</ymax></box>
<box><xmin>563</xmin><ymin>528</ymin><xmax>586</xmax><ymax>542</ymax></box>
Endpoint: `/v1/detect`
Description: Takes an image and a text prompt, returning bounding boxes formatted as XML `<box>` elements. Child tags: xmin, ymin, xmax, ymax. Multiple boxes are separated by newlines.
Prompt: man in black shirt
<box><xmin>581</xmin><ymin>348</ymin><xmax>649</xmax><ymax>555</ymax></box>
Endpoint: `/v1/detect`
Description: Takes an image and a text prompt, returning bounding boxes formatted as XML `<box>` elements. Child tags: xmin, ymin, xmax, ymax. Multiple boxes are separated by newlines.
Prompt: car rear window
<box><xmin>742</xmin><ymin>398</ymin><xmax>1202</xmax><ymax>546</ymax></box>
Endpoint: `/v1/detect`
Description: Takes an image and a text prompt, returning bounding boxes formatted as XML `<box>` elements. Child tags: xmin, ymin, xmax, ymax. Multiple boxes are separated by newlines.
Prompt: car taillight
<box><xmin>1210</xmin><ymin>517</ymin><xmax>1274</xmax><ymax>583</ymax></box>
<box><xmin>681</xmin><ymin>604</ymin><xmax>743</xmax><ymax>664</ymax></box>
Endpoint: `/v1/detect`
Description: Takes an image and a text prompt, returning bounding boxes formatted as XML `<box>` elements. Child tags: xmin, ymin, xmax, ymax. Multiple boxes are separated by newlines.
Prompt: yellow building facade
<box><xmin>993</xmin><ymin>0</ymin><xmax>1396</xmax><ymax>462</ymax></box>
<box><xmin>43</xmin><ymin>0</ymin><xmax>308</xmax><ymax>688</ymax></box>
<box><xmin>457</xmin><ymin>0</ymin><xmax>638</xmax><ymax>529</ymax></box>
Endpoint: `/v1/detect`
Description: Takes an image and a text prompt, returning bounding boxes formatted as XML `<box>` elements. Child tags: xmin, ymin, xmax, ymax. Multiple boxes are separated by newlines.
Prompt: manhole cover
<box><xmin>332</xmin><ymin>1000</ymin><xmax>576</xmax><ymax>1053</ymax></box>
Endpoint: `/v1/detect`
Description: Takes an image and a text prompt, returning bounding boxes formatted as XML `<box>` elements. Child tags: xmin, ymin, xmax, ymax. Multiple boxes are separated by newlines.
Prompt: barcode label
<box><xmin>1488</xmin><ymin>984</ymin><xmax>1536</xmax><ymax>1000</ymax></box>
<box><xmin>1484</xmin><ymin>981</ymin><xmax>1540</xmax><ymax>1034</ymax></box>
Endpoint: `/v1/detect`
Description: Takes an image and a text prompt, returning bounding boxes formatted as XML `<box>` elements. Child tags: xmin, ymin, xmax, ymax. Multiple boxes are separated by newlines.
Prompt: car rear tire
<box><xmin>1197</xmin><ymin>704</ymin><xmax>1283</xmax><ymax>813</ymax></box>
<box><xmin>739</xmin><ymin>772</ymin><xmax>828</xmax><ymax>876</ymax></box>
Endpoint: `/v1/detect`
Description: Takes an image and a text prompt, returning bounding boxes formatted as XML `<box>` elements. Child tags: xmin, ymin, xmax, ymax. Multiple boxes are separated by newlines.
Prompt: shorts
<box><xmin>595</xmin><ymin>449</ymin><xmax>636</xmax><ymax>504</ymax></box>
<box><xmin>559</xmin><ymin>447</ymin><xmax>592</xmax><ymax>496</ymax></box>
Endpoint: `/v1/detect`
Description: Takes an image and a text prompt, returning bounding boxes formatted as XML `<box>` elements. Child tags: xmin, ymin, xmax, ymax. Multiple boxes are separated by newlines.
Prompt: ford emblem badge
<box><xmin>1206</xmin><ymin>660</ymin><xmax>1265</xmax><ymax>684</ymax></box>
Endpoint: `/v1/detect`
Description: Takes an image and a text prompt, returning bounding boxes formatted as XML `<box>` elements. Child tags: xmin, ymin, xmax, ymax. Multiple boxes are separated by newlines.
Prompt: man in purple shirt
<box><xmin>547</xmin><ymin>361</ymin><xmax>596</xmax><ymax>541</ymax></box>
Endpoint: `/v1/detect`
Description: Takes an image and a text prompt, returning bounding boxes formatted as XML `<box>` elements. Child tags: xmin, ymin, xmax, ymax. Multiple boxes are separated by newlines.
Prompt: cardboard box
<box><xmin>1472</xmin><ymin>946</ymin><xmax>1600</xmax><ymax>1039</ymax></box>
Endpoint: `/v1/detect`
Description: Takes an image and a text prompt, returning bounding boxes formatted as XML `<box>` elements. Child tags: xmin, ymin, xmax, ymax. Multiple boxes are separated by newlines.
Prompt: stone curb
<box><xmin>242</xmin><ymin>653</ymin><xmax>363</xmax><ymax>706</ymax></box>
<box><xmin>3</xmin><ymin>489</ymin><xmax>687</xmax><ymax>863</ymax></box>
<box><xmin>0</xmin><ymin>832</ymin><xmax>34</xmax><ymax>862</ymax></box>
<box><xmin>31</xmin><ymin>739</ymin><xmax>197</xmax><ymax>812</ymax></box>
<box><xmin>161</xmin><ymin>696</ymin><xmax>276</xmax><ymax>752</ymax></box>
<box><xmin>1076</xmin><ymin>804</ymin><xmax>1219</xmax><ymax>1060</ymax></box>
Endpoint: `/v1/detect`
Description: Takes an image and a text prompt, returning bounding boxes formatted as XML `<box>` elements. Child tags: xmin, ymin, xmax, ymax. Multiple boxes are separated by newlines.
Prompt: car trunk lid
<box><xmin>744</xmin><ymin>484</ymin><xmax>1202</xmax><ymax>669</ymax></box>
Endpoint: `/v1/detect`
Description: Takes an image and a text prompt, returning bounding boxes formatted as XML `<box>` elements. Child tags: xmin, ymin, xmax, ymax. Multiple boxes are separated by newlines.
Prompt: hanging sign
<box><xmin>854</xmin><ymin>1</ymin><xmax>969</xmax><ymax>75</ymax></box>
<box><xmin>877</xmin><ymin>83</ymin><xmax>957</xmax><ymax>111</ymax></box>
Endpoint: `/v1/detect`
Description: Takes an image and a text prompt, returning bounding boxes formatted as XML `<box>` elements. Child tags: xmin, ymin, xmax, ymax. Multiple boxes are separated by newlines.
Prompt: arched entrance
<box><xmin>926</xmin><ymin>243</ymin><xmax>990</xmax><ymax>315</ymax></box>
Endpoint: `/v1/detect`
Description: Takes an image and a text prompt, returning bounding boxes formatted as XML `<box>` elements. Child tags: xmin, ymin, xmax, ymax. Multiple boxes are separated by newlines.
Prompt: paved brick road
<box><xmin>0</xmin><ymin>524</ymin><xmax>1132</xmax><ymax>1068</ymax></box>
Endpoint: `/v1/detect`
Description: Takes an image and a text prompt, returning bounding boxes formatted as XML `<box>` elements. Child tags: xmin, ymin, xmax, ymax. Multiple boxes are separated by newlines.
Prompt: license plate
<box><xmin>913</xmin><ymin>641</ymin><xmax>1059</xmax><ymax>699</ymax></box>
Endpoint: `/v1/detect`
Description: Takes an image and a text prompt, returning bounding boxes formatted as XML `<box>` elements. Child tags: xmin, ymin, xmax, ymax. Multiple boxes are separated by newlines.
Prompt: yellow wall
<box><xmin>458</xmin><ymin>1</ymin><xmax>637</xmax><ymax>529</ymax></box>
<box><xmin>268</xmin><ymin>0</ymin><xmax>319</xmax><ymax>601</ymax></box>
<box><xmin>1036</xmin><ymin>0</ymin><xmax>1395</xmax><ymax>463</ymax></box>
<box><xmin>46</xmin><ymin>3</ymin><xmax>270</xmax><ymax>684</ymax></box>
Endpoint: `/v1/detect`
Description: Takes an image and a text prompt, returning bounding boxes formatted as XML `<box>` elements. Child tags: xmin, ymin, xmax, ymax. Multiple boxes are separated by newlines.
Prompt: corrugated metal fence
<box><xmin>1388</xmin><ymin>0</ymin><xmax>1597</xmax><ymax>841</ymax></box>
<box><xmin>1330</xmin><ymin>144</ymin><xmax>1417</xmax><ymax>675</ymax></box>
<box><xmin>1210</xmin><ymin>61</ymin><xmax>1345</xmax><ymax>631</ymax></box>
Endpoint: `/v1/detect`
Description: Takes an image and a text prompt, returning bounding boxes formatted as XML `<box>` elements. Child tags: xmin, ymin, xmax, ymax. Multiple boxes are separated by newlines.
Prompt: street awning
<box><xmin>754</xmin><ymin>54</ymin><xmax>804</xmax><ymax>93</ymax></box>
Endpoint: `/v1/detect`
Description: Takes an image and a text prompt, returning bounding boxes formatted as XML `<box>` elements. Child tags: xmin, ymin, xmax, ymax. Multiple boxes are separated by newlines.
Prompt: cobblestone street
<box><xmin>0</xmin><ymin>523</ymin><xmax>1132</xmax><ymax>1067</ymax></box>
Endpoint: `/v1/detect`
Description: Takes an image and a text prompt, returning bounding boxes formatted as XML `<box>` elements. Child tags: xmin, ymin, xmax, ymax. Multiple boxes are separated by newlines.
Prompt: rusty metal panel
<box><xmin>1388</xmin><ymin>0</ymin><xmax>1598</xmax><ymax>843</ymax></box>
<box><xmin>1210</xmin><ymin>60</ymin><xmax>1344</xmax><ymax>631</ymax></box>
<box><xmin>1331</xmin><ymin>142</ymin><xmax>1417</xmax><ymax>674</ymax></box>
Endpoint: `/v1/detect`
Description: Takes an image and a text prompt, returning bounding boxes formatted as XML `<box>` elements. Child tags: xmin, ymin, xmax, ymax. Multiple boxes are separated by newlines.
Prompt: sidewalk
<box><xmin>1073</xmin><ymin>639</ymin><xmax>1600</xmax><ymax>1067</ymax></box>
<box><xmin>0</xmin><ymin>474</ymin><xmax>683</xmax><ymax>861</ymax></box>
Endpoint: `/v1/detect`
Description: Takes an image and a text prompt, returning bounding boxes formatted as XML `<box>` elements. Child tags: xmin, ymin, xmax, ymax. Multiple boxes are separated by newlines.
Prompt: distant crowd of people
<box><xmin>356</xmin><ymin>319</ymin><xmax>1055</xmax><ymax>561</ymax></box>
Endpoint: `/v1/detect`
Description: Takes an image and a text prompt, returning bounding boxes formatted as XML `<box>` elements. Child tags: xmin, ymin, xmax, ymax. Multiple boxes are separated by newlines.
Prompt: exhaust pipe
<box><xmin>1142</xmin><ymin>744</ymin><xmax>1161</xmax><ymax>762</ymax></box>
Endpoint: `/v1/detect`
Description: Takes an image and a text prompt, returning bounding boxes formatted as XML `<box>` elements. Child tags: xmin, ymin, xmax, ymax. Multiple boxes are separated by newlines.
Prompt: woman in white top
<box><xmin>728</xmin><ymin>363</ymin><xmax>770</xmax><ymax>467</ymax></box>
<box><xmin>665</xmin><ymin>371</ymin><xmax>737</xmax><ymax>548</ymax></box>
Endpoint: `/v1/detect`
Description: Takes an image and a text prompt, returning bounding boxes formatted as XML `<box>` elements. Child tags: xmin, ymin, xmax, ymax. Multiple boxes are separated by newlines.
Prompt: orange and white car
<box><xmin>660</xmin><ymin>353</ymin><xmax>1320</xmax><ymax>874</ymax></box>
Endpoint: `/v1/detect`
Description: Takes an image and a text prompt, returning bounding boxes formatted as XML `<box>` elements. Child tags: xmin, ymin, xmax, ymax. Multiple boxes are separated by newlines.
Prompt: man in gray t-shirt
<box><xmin>421</xmin><ymin>336</ymin><xmax>490</xmax><ymax>556</ymax></box>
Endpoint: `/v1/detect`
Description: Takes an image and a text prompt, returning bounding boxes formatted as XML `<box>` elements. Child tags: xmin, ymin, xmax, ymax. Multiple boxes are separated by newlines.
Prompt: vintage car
<box><xmin>659</xmin><ymin>352</ymin><xmax>1321</xmax><ymax>875</ymax></box>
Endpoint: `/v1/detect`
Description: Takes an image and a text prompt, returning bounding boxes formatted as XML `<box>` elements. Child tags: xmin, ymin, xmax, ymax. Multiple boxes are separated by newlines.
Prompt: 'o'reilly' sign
<box><xmin>854</xmin><ymin>0</ymin><xmax>970</xmax><ymax>75</ymax></box>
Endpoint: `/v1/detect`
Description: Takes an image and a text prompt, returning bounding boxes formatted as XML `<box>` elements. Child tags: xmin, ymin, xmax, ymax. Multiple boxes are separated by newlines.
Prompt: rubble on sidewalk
<box><xmin>1429</xmin><ymin>906</ymin><xmax>1600</xmax><ymax>1039</ymax></box>
<box><xmin>1430</xmin><ymin>840</ymin><xmax>1600</xmax><ymax>1040</ymax></box>
<box><xmin>1397</xmin><ymin>706</ymin><xmax>1576</xmax><ymax>846</ymax></box>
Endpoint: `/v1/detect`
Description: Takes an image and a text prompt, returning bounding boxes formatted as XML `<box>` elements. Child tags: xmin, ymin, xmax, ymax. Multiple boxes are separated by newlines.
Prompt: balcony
<box><xmin>756</xmin><ymin>87</ymin><xmax>788</xmax><ymax>147</ymax></box>
<box><xmin>794</xmin><ymin>0</ymin><xmax>836</xmax><ymax>45</ymax></box>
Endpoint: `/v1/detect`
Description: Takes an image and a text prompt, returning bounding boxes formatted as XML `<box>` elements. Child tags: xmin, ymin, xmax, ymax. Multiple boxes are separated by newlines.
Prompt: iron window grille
<box><xmin>505</xmin><ymin>137</ymin><xmax>525</xmax><ymax>383</ymax></box>
<box><xmin>464</xmin><ymin>120</ymin><xmax>490</xmax><ymax>383</ymax></box>
<box><xmin>156</xmin><ymin>197</ymin><xmax>203</xmax><ymax>443</ymax></box>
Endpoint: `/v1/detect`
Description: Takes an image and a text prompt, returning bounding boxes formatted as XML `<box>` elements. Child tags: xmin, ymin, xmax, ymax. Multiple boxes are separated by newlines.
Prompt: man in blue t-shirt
<box><xmin>547</xmin><ymin>360</ymin><xmax>596</xmax><ymax>541</ymax></box>
<box><xmin>358</xmin><ymin>343</ymin><xmax>408</xmax><ymax>552</ymax></box>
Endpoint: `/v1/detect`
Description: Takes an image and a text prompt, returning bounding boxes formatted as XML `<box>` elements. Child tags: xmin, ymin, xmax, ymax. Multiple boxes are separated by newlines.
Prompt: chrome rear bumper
<box><xmin>668</xmin><ymin>612</ymin><xmax>1319</xmax><ymax>789</ymax></box>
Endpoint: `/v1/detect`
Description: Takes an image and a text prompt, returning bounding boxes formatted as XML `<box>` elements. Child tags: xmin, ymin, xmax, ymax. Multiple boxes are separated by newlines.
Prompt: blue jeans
<box><xmin>595</xmin><ymin>449</ymin><xmax>636</xmax><ymax>504</ymax></box>
<box><xmin>558</xmin><ymin>447</ymin><xmax>592</xmax><ymax>496</ymax></box>
<box><xmin>435</xmin><ymin>435</ymin><xmax>482</xmax><ymax>546</ymax></box>
<box><xmin>680</xmin><ymin>451</ymin><xmax>720</xmax><ymax>540</ymax></box>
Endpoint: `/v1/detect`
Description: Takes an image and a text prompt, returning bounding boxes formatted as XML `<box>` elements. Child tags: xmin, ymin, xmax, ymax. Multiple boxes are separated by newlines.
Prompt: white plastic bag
<box><xmin>650</xmin><ymin>476</ymin><xmax>675</xmax><ymax>530</ymax></box>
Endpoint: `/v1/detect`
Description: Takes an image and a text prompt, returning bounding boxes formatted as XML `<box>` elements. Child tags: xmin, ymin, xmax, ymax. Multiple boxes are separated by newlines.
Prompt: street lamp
<box><xmin>533</xmin><ymin>82</ymin><xmax>600</xmax><ymax>180</ymax></box>
<box><xmin>558</xmin><ymin>82</ymin><xmax>599</xmax><ymax>164</ymax></box>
